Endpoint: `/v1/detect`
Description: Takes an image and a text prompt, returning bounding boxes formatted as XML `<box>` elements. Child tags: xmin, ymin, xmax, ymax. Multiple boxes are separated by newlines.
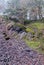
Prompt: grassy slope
<box><xmin>31</xmin><ymin>22</ymin><xmax>44</xmax><ymax>29</ymax></box>
<box><xmin>24</xmin><ymin>22</ymin><xmax>44</xmax><ymax>54</ymax></box>
<box><xmin>5</xmin><ymin>19</ymin><xmax>44</xmax><ymax>54</ymax></box>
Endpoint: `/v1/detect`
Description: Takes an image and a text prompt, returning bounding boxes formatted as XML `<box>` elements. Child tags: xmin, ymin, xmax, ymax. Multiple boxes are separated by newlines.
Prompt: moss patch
<box><xmin>25</xmin><ymin>39</ymin><xmax>40</xmax><ymax>49</ymax></box>
<box><xmin>26</xmin><ymin>27</ymin><xmax>34</xmax><ymax>33</ymax></box>
<box><xmin>31</xmin><ymin>22</ymin><xmax>44</xmax><ymax>30</ymax></box>
<box><xmin>24</xmin><ymin>39</ymin><xmax>44</xmax><ymax>54</ymax></box>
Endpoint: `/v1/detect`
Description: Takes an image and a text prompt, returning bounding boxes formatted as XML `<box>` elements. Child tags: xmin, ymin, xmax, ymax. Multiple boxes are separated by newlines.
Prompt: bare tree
<box><xmin>4</xmin><ymin>0</ymin><xmax>44</xmax><ymax>21</ymax></box>
<box><xmin>34</xmin><ymin>0</ymin><xmax>43</xmax><ymax>19</ymax></box>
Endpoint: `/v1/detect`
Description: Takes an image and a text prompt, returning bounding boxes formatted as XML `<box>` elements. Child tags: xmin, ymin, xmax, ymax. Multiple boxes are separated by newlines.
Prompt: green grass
<box><xmin>26</xmin><ymin>27</ymin><xmax>34</xmax><ymax>33</ymax></box>
<box><xmin>25</xmin><ymin>39</ymin><xmax>40</xmax><ymax>49</ymax></box>
<box><xmin>24</xmin><ymin>39</ymin><xmax>44</xmax><ymax>54</ymax></box>
<box><xmin>24</xmin><ymin>22</ymin><xmax>44</xmax><ymax>54</ymax></box>
<box><xmin>25</xmin><ymin>22</ymin><xmax>44</xmax><ymax>34</ymax></box>
<box><xmin>10</xmin><ymin>20</ymin><xmax>44</xmax><ymax>54</ymax></box>
<box><xmin>30</xmin><ymin>22</ymin><xmax>44</xmax><ymax>30</ymax></box>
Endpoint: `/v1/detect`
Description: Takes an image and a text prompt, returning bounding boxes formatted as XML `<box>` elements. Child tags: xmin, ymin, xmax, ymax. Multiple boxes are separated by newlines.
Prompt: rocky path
<box><xmin>0</xmin><ymin>20</ymin><xmax>44</xmax><ymax>65</ymax></box>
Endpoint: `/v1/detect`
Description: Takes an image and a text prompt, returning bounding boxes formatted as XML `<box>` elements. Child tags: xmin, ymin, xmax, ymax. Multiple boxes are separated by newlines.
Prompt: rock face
<box><xmin>0</xmin><ymin>19</ymin><xmax>44</xmax><ymax>65</ymax></box>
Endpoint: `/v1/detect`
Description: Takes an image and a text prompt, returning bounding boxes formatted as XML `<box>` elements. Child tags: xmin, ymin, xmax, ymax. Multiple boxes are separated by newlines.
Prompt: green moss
<box><xmin>26</xmin><ymin>27</ymin><xmax>34</xmax><ymax>32</ymax></box>
<box><xmin>24</xmin><ymin>39</ymin><xmax>44</xmax><ymax>54</ymax></box>
<box><xmin>25</xmin><ymin>39</ymin><xmax>40</xmax><ymax>49</ymax></box>
<box><xmin>31</xmin><ymin>22</ymin><xmax>44</xmax><ymax>30</ymax></box>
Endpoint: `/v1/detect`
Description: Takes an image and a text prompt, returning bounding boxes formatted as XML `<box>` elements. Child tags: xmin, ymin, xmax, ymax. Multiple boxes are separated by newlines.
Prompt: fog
<box><xmin>0</xmin><ymin>0</ymin><xmax>44</xmax><ymax>15</ymax></box>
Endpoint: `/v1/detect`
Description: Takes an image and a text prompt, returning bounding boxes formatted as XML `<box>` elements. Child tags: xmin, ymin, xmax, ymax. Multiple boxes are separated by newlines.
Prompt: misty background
<box><xmin>0</xmin><ymin>0</ymin><xmax>44</xmax><ymax>11</ymax></box>
<box><xmin>0</xmin><ymin>0</ymin><xmax>44</xmax><ymax>17</ymax></box>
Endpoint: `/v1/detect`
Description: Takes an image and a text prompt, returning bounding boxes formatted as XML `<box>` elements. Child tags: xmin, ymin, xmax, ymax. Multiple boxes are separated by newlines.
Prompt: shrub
<box><xmin>24</xmin><ymin>20</ymin><xmax>32</xmax><ymax>25</ymax></box>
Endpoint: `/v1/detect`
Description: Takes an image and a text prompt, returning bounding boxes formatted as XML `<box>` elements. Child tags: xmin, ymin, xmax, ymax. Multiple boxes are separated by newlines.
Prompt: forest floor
<box><xmin>0</xmin><ymin>17</ymin><xmax>44</xmax><ymax>65</ymax></box>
